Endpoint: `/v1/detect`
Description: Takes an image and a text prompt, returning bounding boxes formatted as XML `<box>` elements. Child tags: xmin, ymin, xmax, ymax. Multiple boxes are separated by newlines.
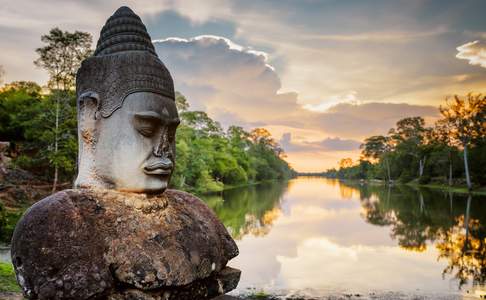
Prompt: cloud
<box><xmin>456</xmin><ymin>40</ymin><xmax>486</xmax><ymax>68</ymax></box>
<box><xmin>280</xmin><ymin>133</ymin><xmax>361</xmax><ymax>152</ymax></box>
<box><xmin>153</xmin><ymin>35</ymin><xmax>303</xmax><ymax>128</ymax></box>
<box><xmin>318</xmin><ymin>137</ymin><xmax>362</xmax><ymax>151</ymax></box>
<box><xmin>305</xmin><ymin>27</ymin><xmax>449</xmax><ymax>43</ymax></box>
<box><xmin>303</xmin><ymin>91</ymin><xmax>358</xmax><ymax>112</ymax></box>
<box><xmin>306</xmin><ymin>102</ymin><xmax>439</xmax><ymax>139</ymax></box>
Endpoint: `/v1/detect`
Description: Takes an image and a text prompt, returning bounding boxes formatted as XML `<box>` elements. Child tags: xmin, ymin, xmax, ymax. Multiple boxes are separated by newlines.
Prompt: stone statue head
<box><xmin>74</xmin><ymin>6</ymin><xmax>179</xmax><ymax>193</ymax></box>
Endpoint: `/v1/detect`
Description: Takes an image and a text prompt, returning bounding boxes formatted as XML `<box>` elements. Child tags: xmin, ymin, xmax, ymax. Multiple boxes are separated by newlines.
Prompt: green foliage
<box><xmin>0</xmin><ymin>262</ymin><xmax>20</xmax><ymax>293</ymax></box>
<box><xmin>34</xmin><ymin>27</ymin><xmax>93</xmax><ymax>90</ymax></box>
<box><xmin>170</xmin><ymin>103</ymin><xmax>295</xmax><ymax>193</ymax></box>
<box><xmin>418</xmin><ymin>175</ymin><xmax>431</xmax><ymax>184</ymax></box>
<box><xmin>399</xmin><ymin>170</ymin><xmax>414</xmax><ymax>183</ymax></box>
<box><xmin>0</xmin><ymin>84</ymin><xmax>78</xmax><ymax>181</ymax></box>
<box><xmin>0</xmin><ymin>82</ymin><xmax>42</xmax><ymax>142</ymax></box>
<box><xmin>0</xmin><ymin>203</ymin><xmax>23</xmax><ymax>244</ymax></box>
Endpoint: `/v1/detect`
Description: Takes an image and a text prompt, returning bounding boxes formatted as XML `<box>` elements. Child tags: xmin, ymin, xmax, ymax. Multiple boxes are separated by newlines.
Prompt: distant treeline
<box><xmin>170</xmin><ymin>93</ymin><xmax>296</xmax><ymax>192</ymax></box>
<box><xmin>0</xmin><ymin>82</ymin><xmax>295</xmax><ymax>193</ymax></box>
<box><xmin>321</xmin><ymin>94</ymin><xmax>486</xmax><ymax>190</ymax></box>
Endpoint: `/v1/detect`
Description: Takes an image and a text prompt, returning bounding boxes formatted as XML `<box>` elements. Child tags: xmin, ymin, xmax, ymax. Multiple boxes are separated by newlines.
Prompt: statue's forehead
<box><xmin>123</xmin><ymin>92</ymin><xmax>178</xmax><ymax>117</ymax></box>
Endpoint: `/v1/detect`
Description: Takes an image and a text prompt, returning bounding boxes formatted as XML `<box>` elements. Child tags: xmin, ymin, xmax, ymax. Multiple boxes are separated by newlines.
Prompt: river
<box><xmin>200</xmin><ymin>177</ymin><xmax>486</xmax><ymax>299</ymax></box>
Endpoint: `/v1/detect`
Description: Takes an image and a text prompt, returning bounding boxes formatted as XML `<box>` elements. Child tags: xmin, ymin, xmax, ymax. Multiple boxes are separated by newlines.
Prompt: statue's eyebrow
<box><xmin>133</xmin><ymin>112</ymin><xmax>180</xmax><ymax>126</ymax></box>
<box><xmin>133</xmin><ymin>111</ymin><xmax>161</xmax><ymax>121</ymax></box>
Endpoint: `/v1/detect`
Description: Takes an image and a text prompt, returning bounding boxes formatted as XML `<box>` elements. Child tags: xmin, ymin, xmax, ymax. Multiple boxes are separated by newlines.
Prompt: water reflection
<box><xmin>201</xmin><ymin>181</ymin><xmax>288</xmax><ymax>239</ymax></box>
<box><xmin>202</xmin><ymin>177</ymin><xmax>486</xmax><ymax>298</ymax></box>
<box><xmin>344</xmin><ymin>182</ymin><xmax>486</xmax><ymax>289</ymax></box>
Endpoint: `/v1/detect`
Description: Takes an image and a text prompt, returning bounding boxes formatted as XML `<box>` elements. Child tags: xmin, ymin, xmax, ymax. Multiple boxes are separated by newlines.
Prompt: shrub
<box><xmin>418</xmin><ymin>175</ymin><xmax>431</xmax><ymax>184</ymax></box>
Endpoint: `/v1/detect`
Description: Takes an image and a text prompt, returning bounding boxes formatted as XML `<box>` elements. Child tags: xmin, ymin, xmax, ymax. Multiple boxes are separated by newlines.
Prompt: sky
<box><xmin>1</xmin><ymin>0</ymin><xmax>486</xmax><ymax>172</ymax></box>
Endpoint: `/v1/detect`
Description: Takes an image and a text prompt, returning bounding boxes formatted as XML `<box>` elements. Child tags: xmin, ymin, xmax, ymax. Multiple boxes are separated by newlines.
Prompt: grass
<box><xmin>0</xmin><ymin>262</ymin><xmax>20</xmax><ymax>293</ymax></box>
<box><xmin>244</xmin><ymin>290</ymin><xmax>279</xmax><ymax>300</ymax></box>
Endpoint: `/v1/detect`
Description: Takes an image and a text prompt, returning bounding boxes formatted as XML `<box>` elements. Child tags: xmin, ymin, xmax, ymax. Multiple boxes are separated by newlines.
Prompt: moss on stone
<box><xmin>0</xmin><ymin>262</ymin><xmax>20</xmax><ymax>293</ymax></box>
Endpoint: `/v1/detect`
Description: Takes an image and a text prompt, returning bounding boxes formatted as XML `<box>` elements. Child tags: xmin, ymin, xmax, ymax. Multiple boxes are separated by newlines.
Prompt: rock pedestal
<box><xmin>11</xmin><ymin>189</ymin><xmax>240</xmax><ymax>299</ymax></box>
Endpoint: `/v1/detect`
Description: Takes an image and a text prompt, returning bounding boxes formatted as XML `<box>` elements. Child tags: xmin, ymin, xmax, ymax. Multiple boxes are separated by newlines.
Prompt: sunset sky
<box><xmin>1</xmin><ymin>0</ymin><xmax>486</xmax><ymax>171</ymax></box>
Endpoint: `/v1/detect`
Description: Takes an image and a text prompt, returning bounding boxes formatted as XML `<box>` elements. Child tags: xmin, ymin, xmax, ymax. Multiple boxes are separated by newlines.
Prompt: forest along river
<box><xmin>200</xmin><ymin>177</ymin><xmax>486</xmax><ymax>299</ymax></box>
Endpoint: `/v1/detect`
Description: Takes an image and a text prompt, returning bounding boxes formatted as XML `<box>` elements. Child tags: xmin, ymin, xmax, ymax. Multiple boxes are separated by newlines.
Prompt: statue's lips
<box><xmin>143</xmin><ymin>162</ymin><xmax>172</xmax><ymax>176</ymax></box>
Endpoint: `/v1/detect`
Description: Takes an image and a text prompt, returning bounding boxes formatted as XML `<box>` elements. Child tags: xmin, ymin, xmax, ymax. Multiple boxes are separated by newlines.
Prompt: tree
<box><xmin>339</xmin><ymin>158</ymin><xmax>353</xmax><ymax>169</ymax></box>
<box><xmin>360</xmin><ymin>135</ymin><xmax>393</xmax><ymax>182</ymax></box>
<box><xmin>34</xmin><ymin>28</ymin><xmax>93</xmax><ymax>90</ymax></box>
<box><xmin>439</xmin><ymin>93</ymin><xmax>486</xmax><ymax>190</ymax></box>
<box><xmin>434</xmin><ymin>119</ymin><xmax>457</xmax><ymax>186</ymax></box>
<box><xmin>390</xmin><ymin>117</ymin><xmax>430</xmax><ymax>178</ymax></box>
<box><xmin>34</xmin><ymin>28</ymin><xmax>92</xmax><ymax>191</ymax></box>
<box><xmin>250</xmin><ymin>128</ymin><xmax>283</xmax><ymax>157</ymax></box>
<box><xmin>0</xmin><ymin>82</ymin><xmax>43</xmax><ymax>142</ymax></box>
<box><xmin>175</xmin><ymin>92</ymin><xmax>189</xmax><ymax>112</ymax></box>
<box><xmin>168</xmin><ymin>93</ymin><xmax>295</xmax><ymax>192</ymax></box>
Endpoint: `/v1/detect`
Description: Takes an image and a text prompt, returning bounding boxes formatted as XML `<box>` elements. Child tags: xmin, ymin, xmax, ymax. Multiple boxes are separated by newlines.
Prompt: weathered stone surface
<box><xmin>74</xmin><ymin>6</ymin><xmax>179</xmax><ymax>194</ymax></box>
<box><xmin>11</xmin><ymin>188</ymin><xmax>239</xmax><ymax>299</ymax></box>
<box><xmin>109</xmin><ymin>267</ymin><xmax>241</xmax><ymax>300</ymax></box>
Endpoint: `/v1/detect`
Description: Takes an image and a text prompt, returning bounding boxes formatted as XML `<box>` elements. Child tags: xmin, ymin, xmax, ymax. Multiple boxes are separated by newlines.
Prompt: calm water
<box><xmin>201</xmin><ymin>177</ymin><xmax>486</xmax><ymax>299</ymax></box>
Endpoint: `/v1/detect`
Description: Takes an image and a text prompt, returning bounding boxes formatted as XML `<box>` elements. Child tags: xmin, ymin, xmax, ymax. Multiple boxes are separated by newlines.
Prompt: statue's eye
<box><xmin>137</xmin><ymin>124</ymin><xmax>156</xmax><ymax>137</ymax></box>
<box><xmin>133</xmin><ymin>114</ymin><xmax>160</xmax><ymax>137</ymax></box>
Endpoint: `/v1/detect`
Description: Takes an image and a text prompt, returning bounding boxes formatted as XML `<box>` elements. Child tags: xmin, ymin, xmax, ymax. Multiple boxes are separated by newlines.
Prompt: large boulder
<box><xmin>11</xmin><ymin>189</ymin><xmax>240</xmax><ymax>299</ymax></box>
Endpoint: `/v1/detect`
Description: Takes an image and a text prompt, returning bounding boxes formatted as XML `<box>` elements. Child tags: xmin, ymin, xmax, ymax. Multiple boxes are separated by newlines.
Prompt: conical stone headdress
<box><xmin>76</xmin><ymin>6</ymin><xmax>174</xmax><ymax>118</ymax></box>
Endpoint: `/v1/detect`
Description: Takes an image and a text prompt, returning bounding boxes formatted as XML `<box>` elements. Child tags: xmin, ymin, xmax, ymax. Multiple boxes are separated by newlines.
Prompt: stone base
<box><xmin>110</xmin><ymin>267</ymin><xmax>241</xmax><ymax>300</ymax></box>
<box><xmin>11</xmin><ymin>188</ymin><xmax>240</xmax><ymax>299</ymax></box>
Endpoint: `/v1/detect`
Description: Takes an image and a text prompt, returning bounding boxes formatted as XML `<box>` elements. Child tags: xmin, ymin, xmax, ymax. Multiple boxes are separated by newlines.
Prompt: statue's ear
<box><xmin>78</xmin><ymin>91</ymin><xmax>100</xmax><ymax>118</ymax></box>
<box><xmin>78</xmin><ymin>92</ymin><xmax>100</xmax><ymax>137</ymax></box>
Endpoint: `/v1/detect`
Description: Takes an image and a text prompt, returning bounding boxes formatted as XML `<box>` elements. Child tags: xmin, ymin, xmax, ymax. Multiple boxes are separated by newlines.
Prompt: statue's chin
<box><xmin>74</xmin><ymin>175</ymin><xmax>169</xmax><ymax>194</ymax></box>
<box><xmin>117</xmin><ymin>180</ymin><xmax>168</xmax><ymax>194</ymax></box>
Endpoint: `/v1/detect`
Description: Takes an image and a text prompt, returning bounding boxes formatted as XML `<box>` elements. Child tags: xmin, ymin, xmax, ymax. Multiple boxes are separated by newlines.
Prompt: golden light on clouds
<box><xmin>456</xmin><ymin>40</ymin><xmax>486</xmax><ymax>68</ymax></box>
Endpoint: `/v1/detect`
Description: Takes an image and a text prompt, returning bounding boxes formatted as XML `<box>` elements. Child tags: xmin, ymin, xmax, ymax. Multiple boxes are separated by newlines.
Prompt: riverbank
<box><xmin>197</xmin><ymin>179</ymin><xmax>286</xmax><ymax>195</ymax></box>
<box><xmin>306</xmin><ymin>176</ymin><xmax>486</xmax><ymax>196</ymax></box>
<box><xmin>0</xmin><ymin>288</ymin><xmax>473</xmax><ymax>300</ymax></box>
<box><xmin>406</xmin><ymin>182</ymin><xmax>486</xmax><ymax>196</ymax></box>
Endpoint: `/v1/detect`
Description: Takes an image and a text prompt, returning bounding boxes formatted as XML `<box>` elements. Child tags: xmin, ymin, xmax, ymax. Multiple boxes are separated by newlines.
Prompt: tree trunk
<box><xmin>448</xmin><ymin>191</ymin><xmax>453</xmax><ymax>214</ymax></box>
<box><xmin>52</xmin><ymin>95</ymin><xmax>59</xmax><ymax>193</ymax></box>
<box><xmin>386</xmin><ymin>159</ymin><xmax>392</xmax><ymax>184</ymax></box>
<box><xmin>419</xmin><ymin>191</ymin><xmax>425</xmax><ymax>214</ymax></box>
<box><xmin>463</xmin><ymin>143</ymin><xmax>472</xmax><ymax>191</ymax></box>
<box><xmin>418</xmin><ymin>156</ymin><xmax>426</xmax><ymax>177</ymax></box>
<box><xmin>384</xmin><ymin>158</ymin><xmax>391</xmax><ymax>184</ymax></box>
<box><xmin>418</xmin><ymin>159</ymin><xmax>422</xmax><ymax>177</ymax></box>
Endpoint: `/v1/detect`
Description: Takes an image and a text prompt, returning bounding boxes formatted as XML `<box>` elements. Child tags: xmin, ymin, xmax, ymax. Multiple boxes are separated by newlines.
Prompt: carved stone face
<box><xmin>75</xmin><ymin>92</ymin><xmax>179</xmax><ymax>193</ymax></box>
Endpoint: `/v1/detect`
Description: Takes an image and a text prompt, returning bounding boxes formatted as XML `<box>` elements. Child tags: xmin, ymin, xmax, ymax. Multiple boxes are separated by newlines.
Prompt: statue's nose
<box><xmin>158</xmin><ymin>157</ymin><xmax>173</xmax><ymax>170</ymax></box>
